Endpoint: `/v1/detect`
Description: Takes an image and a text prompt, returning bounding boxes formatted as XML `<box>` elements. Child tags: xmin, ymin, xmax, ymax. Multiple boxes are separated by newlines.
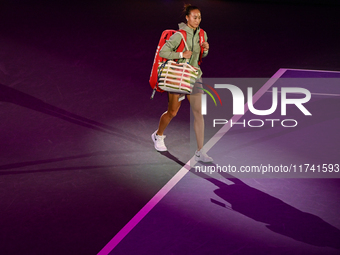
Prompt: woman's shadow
<box><xmin>160</xmin><ymin>152</ymin><xmax>340</xmax><ymax>250</ymax></box>
<box><xmin>0</xmin><ymin>83</ymin><xmax>149</xmax><ymax>144</ymax></box>
<box><xmin>195</xmin><ymin>164</ymin><xmax>340</xmax><ymax>249</ymax></box>
<box><xmin>0</xmin><ymin>83</ymin><xmax>150</xmax><ymax>173</ymax></box>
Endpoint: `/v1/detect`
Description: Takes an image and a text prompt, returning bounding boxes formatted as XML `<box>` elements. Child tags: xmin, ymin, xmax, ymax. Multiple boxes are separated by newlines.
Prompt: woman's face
<box><xmin>186</xmin><ymin>9</ymin><xmax>201</xmax><ymax>29</ymax></box>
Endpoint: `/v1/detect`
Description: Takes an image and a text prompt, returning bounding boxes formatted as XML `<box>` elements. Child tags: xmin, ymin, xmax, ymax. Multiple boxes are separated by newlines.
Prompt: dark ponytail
<box><xmin>183</xmin><ymin>4</ymin><xmax>200</xmax><ymax>17</ymax></box>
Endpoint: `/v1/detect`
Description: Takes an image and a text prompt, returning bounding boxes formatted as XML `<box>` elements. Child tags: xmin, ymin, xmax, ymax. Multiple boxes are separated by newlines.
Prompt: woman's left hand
<box><xmin>201</xmin><ymin>42</ymin><xmax>209</xmax><ymax>51</ymax></box>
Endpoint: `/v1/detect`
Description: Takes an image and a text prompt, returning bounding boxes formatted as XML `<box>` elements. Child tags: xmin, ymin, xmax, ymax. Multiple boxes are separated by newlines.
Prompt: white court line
<box><xmin>265</xmin><ymin>68</ymin><xmax>340</xmax><ymax>97</ymax></box>
<box><xmin>281</xmin><ymin>68</ymin><xmax>340</xmax><ymax>73</ymax></box>
<box><xmin>98</xmin><ymin>67</ymin><xmax>340</xmax><ymax>254</ymax></box>
<box><xmin>307</xmin><ymin>93</ymin><xmax>340</xmax><ymax>97</ymax></box>
<box><xmin>266</xmin><ymin>91</ymin><xmax>340</xmax><ymax>97</ymax></box>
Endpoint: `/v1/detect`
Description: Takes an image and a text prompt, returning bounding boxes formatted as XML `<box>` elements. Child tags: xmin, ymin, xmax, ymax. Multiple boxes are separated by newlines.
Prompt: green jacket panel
<box><xmin>159</xmin><ymin>22</ymin><xmax>208</xmax><ymax>78</ymax></box>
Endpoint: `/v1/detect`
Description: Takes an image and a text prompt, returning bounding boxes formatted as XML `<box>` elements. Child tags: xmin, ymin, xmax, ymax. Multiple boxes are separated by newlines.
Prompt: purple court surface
<box><xmin>0</xmin><ymin>1</ymin><xmax>339</xmax><ymax>255</ymax></box>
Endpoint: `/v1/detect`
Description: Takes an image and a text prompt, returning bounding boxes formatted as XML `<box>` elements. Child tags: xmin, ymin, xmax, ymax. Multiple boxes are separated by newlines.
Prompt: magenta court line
<box><xmin>98</xmin><ymin>67</ymin><xmax>338</xmax><ymax>254</ymax></box>
<box><xmin>97</xmin><ymin>162</ymin><xmax>192</xmax><ymax>255</ymax></box>
<box><xmin>97</xmin><ymin>68</ymin><xmax>286</xmax><ymax>255</ymax></box>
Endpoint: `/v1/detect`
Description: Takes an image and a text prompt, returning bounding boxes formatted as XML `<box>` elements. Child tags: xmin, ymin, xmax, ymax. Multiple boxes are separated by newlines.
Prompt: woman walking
<box><xmin>151</xmin><ymin>4</ymin><xmax>213</xmax><ymax>163</ymax></box>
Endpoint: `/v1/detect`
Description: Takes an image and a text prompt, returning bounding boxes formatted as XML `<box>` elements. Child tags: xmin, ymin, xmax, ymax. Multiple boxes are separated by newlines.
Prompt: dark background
<box><xmin>0</xmin><ymin>0</ymin><xmax>339</xmax><ymax>254</ymax></box>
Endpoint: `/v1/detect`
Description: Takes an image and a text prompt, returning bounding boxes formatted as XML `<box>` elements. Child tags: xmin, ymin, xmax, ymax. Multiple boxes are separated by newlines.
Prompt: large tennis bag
<box><xmin>149</xmin><ymin>29</ymin><xmax>205</xmax><ymax>99</ymax></box>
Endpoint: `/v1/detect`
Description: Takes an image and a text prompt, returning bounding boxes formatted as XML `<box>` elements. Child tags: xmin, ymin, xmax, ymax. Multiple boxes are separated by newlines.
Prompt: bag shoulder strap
<box><xmin>176</xmin><ymin>29</ymin><xmax>205</xmax><ymax>65</ymax></box>
<box><xmin>176</xmin><ymin>30</ymin><xmax>187</xmax><ymax>52</ymax></box>
<box><xmin>198</xmin><ymin>28</ymin><xmax>205</xmax><ymax>65</ymax></box>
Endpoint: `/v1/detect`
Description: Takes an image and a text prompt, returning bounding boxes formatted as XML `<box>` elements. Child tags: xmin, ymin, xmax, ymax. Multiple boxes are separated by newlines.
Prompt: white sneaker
<box><xmin>195</xmin><ymin>149</ymin><xmax>213</xmax><ymax>162</ymax></box>
<box><xmin>151</xmin><ymin>131</ymin><xmax>167</xmax><ymax>151</ymax></box>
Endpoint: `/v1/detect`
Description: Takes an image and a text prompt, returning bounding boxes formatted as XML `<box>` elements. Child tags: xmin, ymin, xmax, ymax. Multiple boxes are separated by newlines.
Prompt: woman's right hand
<box><xmin>183</xmin><ymin>51</ymin><xmax>192</xmax><ymax>59</ymax></box>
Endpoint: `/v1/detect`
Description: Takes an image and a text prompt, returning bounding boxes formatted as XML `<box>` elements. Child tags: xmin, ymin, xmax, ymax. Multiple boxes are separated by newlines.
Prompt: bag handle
<box><xmin>175</xmin><ymin>32</ymin><xmax>190</xmax><ymax>62</ymax></box>
<box><xmin>176</xmin><ymin>31</ymin><xmax>189</xmax><ymax>51</ymax></box>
